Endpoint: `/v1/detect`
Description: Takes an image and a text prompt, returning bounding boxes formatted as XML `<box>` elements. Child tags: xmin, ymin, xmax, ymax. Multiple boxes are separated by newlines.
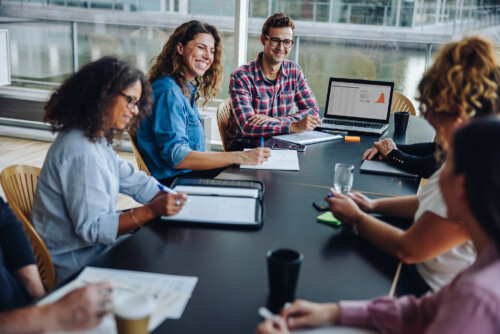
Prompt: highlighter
<box><xmin>345</xmin><ymin>136</ymin><xmax>361</xmax><ymax>142</ymax></box>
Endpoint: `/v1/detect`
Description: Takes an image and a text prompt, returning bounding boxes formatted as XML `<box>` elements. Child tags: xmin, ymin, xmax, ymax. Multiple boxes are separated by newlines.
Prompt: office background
<box><xmin>0</xmin><ymin>0</ymin><xmax>499</xmax><ymax>150</ymax></box>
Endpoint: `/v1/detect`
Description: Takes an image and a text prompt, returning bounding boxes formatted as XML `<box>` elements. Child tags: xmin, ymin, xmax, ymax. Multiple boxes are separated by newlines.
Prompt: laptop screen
<box><xmin>324</xmin><ymin>78</ymin><xmax>393</xmax><ymax>122</ymax></box>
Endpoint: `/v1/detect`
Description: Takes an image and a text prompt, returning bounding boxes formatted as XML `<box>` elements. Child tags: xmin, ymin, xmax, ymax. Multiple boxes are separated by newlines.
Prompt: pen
<box><xmin>322</xmin><ymin>130</ymin><xmax>348</xmax><ymax>136</ymax></box>
<box><xmin>260</xmin><ymin>137</ymin><xmax>264</xmax><ymax>148</ymax></box>
<box><xmin>327</xmin><ymin>193</ymin><xmax>335</xmax><ymax>198</ymax></box>
<box><xmin>258</xmin><ymin>307</ymin><xmax>278</xmax><ymax>324</ymax></box>
<box><xmin>157</xmin><ymin>184</ymin><xmax>178</xmax><ymax>195</ymax></box>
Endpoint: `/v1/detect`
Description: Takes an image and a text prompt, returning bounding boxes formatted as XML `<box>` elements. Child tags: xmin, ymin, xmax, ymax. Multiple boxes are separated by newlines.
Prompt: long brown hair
<box><xmin>149</xmin><ymin>20</ymin><xmax>223</xmax><ymax>105</ymax></box>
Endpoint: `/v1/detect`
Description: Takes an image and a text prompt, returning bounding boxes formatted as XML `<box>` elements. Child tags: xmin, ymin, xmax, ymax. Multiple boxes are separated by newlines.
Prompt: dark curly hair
<box><xmin>148</xmin><ymin>20</ymin><xmax>223</xmax><ymax>106</ymax></box>
<box><xmin>44</xmin><ymin>56</ymin><xmax>152</xmax><ymax>144</ymax></box>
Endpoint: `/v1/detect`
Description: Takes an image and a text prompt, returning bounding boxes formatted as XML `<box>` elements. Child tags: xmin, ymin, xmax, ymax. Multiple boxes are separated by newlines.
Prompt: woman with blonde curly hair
<box><xmin>325</xmin><ymin>36</ymin><xmax>500</xmax><ymax>296</ymax></box>
<box><xmin>136</xmin><ymin>20</ymin><xmax>270</xmax><ymax>184</ymax></box>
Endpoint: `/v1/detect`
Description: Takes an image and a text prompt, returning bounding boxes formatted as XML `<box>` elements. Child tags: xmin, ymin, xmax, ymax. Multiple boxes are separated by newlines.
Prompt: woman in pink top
<box><xmin>256</xmin><ymin>117</ymin><xmax>500</xmax><ymax>333</ymax></box>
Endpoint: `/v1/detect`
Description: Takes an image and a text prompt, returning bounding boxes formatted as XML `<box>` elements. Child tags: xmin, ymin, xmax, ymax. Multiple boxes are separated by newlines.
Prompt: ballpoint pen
<box><xmin>258</xmin><ymin>307</ymin><xmax>279</xmax><ymax>324</ymax></box>
<box><xmin>157</xmin><ymin>183</ymin><xmax>178</xmax><ymax>195</ymax></box>
<box><xmin>322</xmin><ymin>129</ymin><xmax>348</xmax><ymax>136</ymax></box>
<box><xmin>260</xmin><ymin>137</ymin><xmax>264</xmax><ymax>148</ymax></box>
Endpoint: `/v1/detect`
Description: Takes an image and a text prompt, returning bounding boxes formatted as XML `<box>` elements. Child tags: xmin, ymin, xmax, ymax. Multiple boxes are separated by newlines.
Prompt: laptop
<box><xmin>317</xmin><ymin>77</ymin><xmax>394</xmax><ymax>135</ymax></box>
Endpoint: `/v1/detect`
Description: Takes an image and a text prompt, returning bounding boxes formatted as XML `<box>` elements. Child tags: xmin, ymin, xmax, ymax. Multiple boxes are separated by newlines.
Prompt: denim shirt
<box><xmin>32</xmin><ymin>129</ymin><xmax>159</xmax><ymax>285</ymax></box>
<box><xmin>136</xmin><ymin>76</ymin><xmax>206</xmax><ymax>180</ymax></box>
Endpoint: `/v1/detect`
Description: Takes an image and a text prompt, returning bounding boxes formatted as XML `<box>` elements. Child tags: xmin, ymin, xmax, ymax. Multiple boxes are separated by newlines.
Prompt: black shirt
<box><xmin>386</xmin><ymin>142</ymin><xmax>442</xmax><ymax>178</ymax></box>
<box><xmin>0</xmin><ymin>198</ymin><xmax>36</xmax><ymax>311</ymax></box>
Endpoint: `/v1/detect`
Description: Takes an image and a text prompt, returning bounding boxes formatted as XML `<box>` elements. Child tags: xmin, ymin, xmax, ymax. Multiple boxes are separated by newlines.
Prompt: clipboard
<box><xmin>161</xmin><ymin>178</ymin><xmax>264</xmax><ymax>228</ymax></box>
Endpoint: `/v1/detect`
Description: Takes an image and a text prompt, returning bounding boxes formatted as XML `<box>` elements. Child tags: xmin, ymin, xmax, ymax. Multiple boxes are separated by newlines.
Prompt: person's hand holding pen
<box><xmin>290</xmin><ymin>115</ymin><xmax>322</xmax><ymax>133</ymax></box>
<box><xmin>148</xmin><ymin>184</ymin><xmax>187</xmax><ymax>217</ymax></box>
<box><xmin>325</xmin><ymin>189</ymin><xmax>366</xmax><ymax>228</ymax></box>
<box><xmin>236</xmin><ymin>137</ymin><xmax>271</xmax><ymax>166</ymax></box>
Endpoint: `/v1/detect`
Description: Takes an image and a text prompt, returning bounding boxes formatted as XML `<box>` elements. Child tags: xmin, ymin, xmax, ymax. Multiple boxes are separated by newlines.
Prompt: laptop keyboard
<box><xmin>323</xmin><ymin>119</ymin><xmax>383</xmax><ymax>129</ymax></box>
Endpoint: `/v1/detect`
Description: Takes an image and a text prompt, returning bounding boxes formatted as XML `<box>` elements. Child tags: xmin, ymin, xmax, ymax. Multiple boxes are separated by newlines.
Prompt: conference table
<box><xmin>92</xmin><ymin>115</ymin><xmax>434</xmax><ymax>333</ymax></box>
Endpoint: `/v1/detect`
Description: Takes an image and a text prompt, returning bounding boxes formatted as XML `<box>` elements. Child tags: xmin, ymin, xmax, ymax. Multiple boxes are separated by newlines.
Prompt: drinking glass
<box><xmin>333</xmin><ymin>163</ymin><xmax>354</xmax><ymax>194</ymax></box>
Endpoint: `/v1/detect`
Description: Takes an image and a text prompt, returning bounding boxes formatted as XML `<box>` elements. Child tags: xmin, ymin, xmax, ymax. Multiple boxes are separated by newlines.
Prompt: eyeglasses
<box><xmin>119</xmin><ymin>92</ymin><xmax>140</xmax><ymax>111</ymax></box>
<box><xmin>265</xmin><ymin>35</ymin><xmax>294</xmax><ymax>49</ymax></box>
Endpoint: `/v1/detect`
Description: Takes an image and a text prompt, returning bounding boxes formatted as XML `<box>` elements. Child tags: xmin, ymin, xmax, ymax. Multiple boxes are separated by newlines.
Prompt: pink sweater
<box><xmin>339</xmin><ymin>242</ymin><xmax>500</xmax><ymax>334</ymax></box>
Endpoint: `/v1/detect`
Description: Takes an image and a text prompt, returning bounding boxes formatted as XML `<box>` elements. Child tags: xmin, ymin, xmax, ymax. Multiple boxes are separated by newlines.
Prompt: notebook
<box><xmin>360</xmin><ymin>159</ymin><xmax>418</xmax><ymax>178</ymax></box>
<box><xmin>161</xmin><ymin>178</ymin><xmax>264</xmax><ymax>228</ymax></box>
<box><xmin>317</xmin><ymin>77</ymin><xmax>394</xmax><ymax>135</ymax></box>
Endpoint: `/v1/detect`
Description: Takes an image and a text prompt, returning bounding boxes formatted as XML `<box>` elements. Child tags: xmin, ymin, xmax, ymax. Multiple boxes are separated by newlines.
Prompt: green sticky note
<box><xmin>317</xmin><ymin>211</ymin><xmax>342</xmax><ymax>228</ymax></box>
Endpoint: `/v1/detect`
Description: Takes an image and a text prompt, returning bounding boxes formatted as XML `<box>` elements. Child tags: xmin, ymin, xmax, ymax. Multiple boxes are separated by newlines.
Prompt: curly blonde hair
<box><xmin>417</xmin><ymin>36</ymin><xmax>500</xmax><ymax>119</ymax></box>
<box><xmin>148</xmin><ymin>20</ymin><xmax>223</xmax><ymax>105</ymax></box>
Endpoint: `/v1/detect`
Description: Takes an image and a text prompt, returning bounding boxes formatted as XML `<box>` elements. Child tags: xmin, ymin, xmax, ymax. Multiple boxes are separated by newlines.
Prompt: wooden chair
<box><xmin>0</xmin><ymin>165</ymin><xmax>55</xmax><ymax>291</ymax></box>
<box><xmin>128</xmin><ymin>133</ymin><xmax>151</xmax><ymax>176</ymax></box>
<box><xmin>217</xmin><ymin>98</ymin><xmax>232</xmax><ymax>151</ymax></box>
<box><xmin>391</xmin><ymin>91</ymin><xmax>416</xmax><ymax>115</ymax></box>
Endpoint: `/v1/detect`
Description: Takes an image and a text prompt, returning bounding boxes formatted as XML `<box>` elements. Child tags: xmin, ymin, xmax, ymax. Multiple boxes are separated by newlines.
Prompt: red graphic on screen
<box><xmin>375</xmin><ymin>93</ymin><xmax>385</xmax><ymax>103</ymax></box>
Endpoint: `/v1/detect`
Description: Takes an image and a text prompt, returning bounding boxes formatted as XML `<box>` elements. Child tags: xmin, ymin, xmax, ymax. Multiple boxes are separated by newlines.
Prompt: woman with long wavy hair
<box><xmin>324</xmin><ymin>36</ymin><xmax>500</xmax><ymax>297</ymax></box>
<box><xmin>32</xmin><ymin>56</ymin><xmax>186</xmax><ymax>285</ymax></box>
<box><xmin>136</xmin><ymin>20</ymin><xmax>270</xmax><ymax>185</ymax></box>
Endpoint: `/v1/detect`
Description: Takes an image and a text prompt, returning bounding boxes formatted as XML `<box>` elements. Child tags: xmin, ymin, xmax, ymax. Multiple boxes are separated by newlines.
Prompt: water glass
<box><xmin>334</xmin><ymin>163</ymin><xmax>354</xmax><ymax>194</ymax></box>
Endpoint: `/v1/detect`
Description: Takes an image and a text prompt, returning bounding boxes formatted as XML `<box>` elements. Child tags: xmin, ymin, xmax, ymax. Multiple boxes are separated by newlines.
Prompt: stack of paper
<box><xmin>240</xmin><ymin>149</ymin><xmax>300</xmax><ymax>171</ymax></box>
<box><xmin>273</xmin><ymin>131</ymin><xmax>343</xmax><ymax>145</ymax></box>
<box><xmin>38</xmin><ymin>267</ymin><xmax>198</xmax><ymax>333</ymax></box>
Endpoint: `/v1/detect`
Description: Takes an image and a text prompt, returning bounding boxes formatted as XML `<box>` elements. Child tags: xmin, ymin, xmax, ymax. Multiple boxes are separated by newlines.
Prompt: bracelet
<box><xmin>352</xmin><ymin>213</ymin><xmax>365</xmax><ymax>236</ymax></box>
<box><xmin>129</xmin><ymin>209</ymin><xmax>141</xmax><ymax>229</ymax></box>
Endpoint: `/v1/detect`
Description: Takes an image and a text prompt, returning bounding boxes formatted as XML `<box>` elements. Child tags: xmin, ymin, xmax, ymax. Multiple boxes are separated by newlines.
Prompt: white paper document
<box><xmin>360</xmin><ymin>159</ymin><xmax>418</xmax><ymax>178</ymax></box>
<box><xmin>273</xmin><ymin>131</ymin><xmax>343</xmax><ymax>145</ymax></box>
<box><xmin>240</xmin><ymin>149</ymin><xmax>299</xmax><ymax>171</ymax></box>
<box><xmin>162</xmin><ymin>195</ymin><xmax>257</xmax><ymax>224</ymax></box>
<box><xmin>173</xmin><ymin>185</ymin><xmax>259</xmax><ymax>198</ymax></box>
<box><xmin>38</xmin><ymin>267</ymin><xmax>198</xmax><ymax>334</ymax></box>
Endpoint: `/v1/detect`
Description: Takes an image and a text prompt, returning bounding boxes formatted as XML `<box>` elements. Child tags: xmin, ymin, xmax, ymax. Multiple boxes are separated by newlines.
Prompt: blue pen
<box><xmin>157</xmin><ymin>184</ymin><xmax>178</xmax><ymax>195</ymax></box>
<box><xmin>260</xmin><ymin>137</ymin><xmax>264</xmax><ymax>148</ymax></box>
<box><xmin>327</xmin><ymin>193</ymin><xmax>335</xmax><ymax>198</ymax></box>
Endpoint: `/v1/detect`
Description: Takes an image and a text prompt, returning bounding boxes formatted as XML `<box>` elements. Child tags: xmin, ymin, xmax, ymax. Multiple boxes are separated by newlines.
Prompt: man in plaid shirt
<box><xmin>226</xmin><ymin>13</ymin><xmax>322</xmax><ymax>151</ymax></box>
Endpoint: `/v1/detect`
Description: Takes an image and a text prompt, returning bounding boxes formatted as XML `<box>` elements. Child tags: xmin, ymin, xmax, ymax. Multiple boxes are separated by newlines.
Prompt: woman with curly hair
<box><xmin>258</xmin><ymin>117</ymin><xmax>500</xmax><ymax>334</ymax></box>
<box><xmin>32</xmin><ymin>56</ymin><xmax>187</xmax><ymax>285</ymax></box>
<box><xmin>326</xmin><ymin>36</ymin><xmax>500</xmax><ymax>296</ymax></box>
<box><xmin>136</xmin><ymin>20</ymin><xmax>271</xmax><ymax>184</ymax></box>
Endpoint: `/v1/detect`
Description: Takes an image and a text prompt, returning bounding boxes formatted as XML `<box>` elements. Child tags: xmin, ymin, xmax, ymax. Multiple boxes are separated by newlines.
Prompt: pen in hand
<box><xmin>260</xmin><ymin>137</ymin><xmax>265</xmax><ymax>148</ymax></box>
<box><xmin>157</xmin><ymin>184</ymin><xmax>178</xmax><ymax>195</ymax></box>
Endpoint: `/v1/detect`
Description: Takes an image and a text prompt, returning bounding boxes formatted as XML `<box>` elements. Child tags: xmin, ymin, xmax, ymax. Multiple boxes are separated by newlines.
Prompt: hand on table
<box><xmin>290</xmin><ymin>115</ymin><xmax>322</xmax><ymax>133</ymax></box>
<box><xmin>347</xmin><ymin>192</ymin><xmax>376</xmax><ymax>213</ymax></box>
<box><xmin>325</xmin><ymin>189</ymin><xmax>364</xmax><ymax>226</ymax></box>
<box><xmin>240</xmin><ymin>147</ymin><xmax>272</xmax><ymax>165</ymax></box>
<box><xmin>255</xmin><ymin>317</ymin><xmax>289</xmax><ymax>334</ymax></box>
<box><xmin>248</xmin><ymin>115</ymin><xmax>281</xmax><ymax>126</ymax></box>
<box><xmin>362</xmin><ymin>138</ymin><xmax>397</xmax><ymax>160</ymax></box>
<box><xmin>280</xmin><ymin>300</ymin><xmax>340</xmax><ymax>330</ymax></box>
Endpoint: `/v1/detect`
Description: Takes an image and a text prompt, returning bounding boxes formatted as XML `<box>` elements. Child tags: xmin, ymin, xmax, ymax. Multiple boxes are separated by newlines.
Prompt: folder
<box><xmin>161</xmin><ymin>178</ymin><xmax>264</xmax><ymax>228</ymax></box>
<box><xmin>360</xmin><ymin>160</ymin><xmax>418</xmax><ymax>178</ymax></box>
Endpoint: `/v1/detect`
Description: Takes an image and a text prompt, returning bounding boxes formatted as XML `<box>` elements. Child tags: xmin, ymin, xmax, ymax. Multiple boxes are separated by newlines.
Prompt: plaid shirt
<box><xmin>226</xmin><ymin>53</ymin><xmax>319</xmax><ymax>150</ymax></box>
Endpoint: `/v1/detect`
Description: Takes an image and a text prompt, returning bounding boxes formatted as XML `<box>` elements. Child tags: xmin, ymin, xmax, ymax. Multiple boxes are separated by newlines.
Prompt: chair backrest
<box><xmin>128</xmin><ymin>133</ymin><xmax>151</xmax><ymax>176</ymax></box>
<box><xmin>217</xmin><ymin>98</ymin><xmax>232</xmax><ymax>151</ymax></box>
<box><xmin>0</xmin><ymin>165</ymin><xmax>55</xmax><ymax>291</ymax></box>
<box><xmin>391</xmin><ymin>91</ymin><xmax>416</xmax><ymax>115</ymax></box>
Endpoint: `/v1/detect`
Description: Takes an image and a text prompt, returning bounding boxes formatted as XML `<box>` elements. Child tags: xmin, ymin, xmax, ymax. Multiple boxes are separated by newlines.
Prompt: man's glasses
<box><xmin>119</xmin><ymin>92</ymin><xmax>140</xmax><ymax>111</ymax></box>
<box><xmin>265</xmin><ymin>35</ymin><xmax>294</xmax><ymax>49</ymax></box>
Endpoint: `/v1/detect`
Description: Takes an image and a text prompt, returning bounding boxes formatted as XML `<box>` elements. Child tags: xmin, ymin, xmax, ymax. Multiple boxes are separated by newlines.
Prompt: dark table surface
<box><xmin>92</xmin><ymin>115</ymin><xmax>434</xmax><ymax>333</ymax></box>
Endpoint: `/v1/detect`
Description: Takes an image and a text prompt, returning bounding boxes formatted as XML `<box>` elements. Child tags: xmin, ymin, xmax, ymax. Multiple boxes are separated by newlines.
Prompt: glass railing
<box><xmin>0</xmin><ymin>17</ymin><xmax>446</xmax><ymax>110</ymax></box>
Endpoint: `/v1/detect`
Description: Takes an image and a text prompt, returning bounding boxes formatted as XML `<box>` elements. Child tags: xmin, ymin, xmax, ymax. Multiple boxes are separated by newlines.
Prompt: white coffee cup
<box><xmin>113</xmin><ymin>293</ymin><xmax>154</xmax><ymax>334</ymax></box>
